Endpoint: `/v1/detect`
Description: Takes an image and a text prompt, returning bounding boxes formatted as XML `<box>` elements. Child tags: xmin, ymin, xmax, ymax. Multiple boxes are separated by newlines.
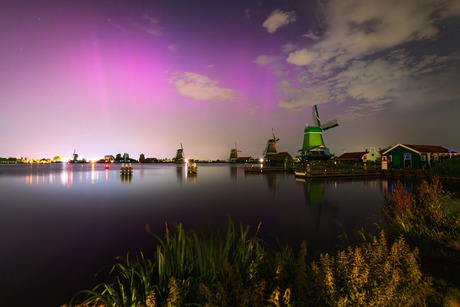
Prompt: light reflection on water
<box><xmin>1</xmin><ymin>163</ymin><xmax>458</xmax><ymax>307</ymax></box>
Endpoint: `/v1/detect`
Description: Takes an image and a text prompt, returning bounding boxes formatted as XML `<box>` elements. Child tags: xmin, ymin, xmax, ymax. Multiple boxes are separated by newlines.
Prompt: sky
<box><xmin>1</xmin><ymin>0</ymin><xmax>460</xmax><ymax>160</ymax></box>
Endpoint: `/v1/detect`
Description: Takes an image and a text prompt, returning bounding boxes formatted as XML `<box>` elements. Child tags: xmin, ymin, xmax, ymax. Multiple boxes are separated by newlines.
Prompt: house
<box><xmin>337</xmin><ymin>151</ymin><xmax>368</xmax><ymax>164</ymax></box>
<box><xmin>363</xmin><ymin>147</ymin><xmax>381</xmax><ymax>162</ymax></box>
<box><xmin>235</xmin><ymin>156</ymin><xmax>255</xmax><ymax>163</ymax></box>
<box><xmin>267</xmin><ymin>152</ymin><xmax>293</xmax><ymax>164</ymax></box>
<box><xmin>382</xmin><ymin>144</ymin><xmax>458</xmax><ymax>169</ymax></box>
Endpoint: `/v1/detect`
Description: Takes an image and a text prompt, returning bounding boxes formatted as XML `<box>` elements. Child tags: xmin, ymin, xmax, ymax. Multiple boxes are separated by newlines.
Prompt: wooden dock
<box><xmin>244</xmin><ymin>163</ymin><xmax>434</xmax><ymax>179</ymax></box>
<box><xmin>294</xmin><ymin>169</ymin><xmax>382</xmax><ymax>179</ymax></box>
<box><xmin>244</xmin><ymin>164</ymin><xmax>295</xmax><ymax>173</ymax></box>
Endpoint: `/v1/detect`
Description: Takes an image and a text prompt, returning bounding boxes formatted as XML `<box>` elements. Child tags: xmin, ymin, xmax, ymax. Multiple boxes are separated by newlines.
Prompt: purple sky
<box><xmin>1</xmin><ymin>0</ymin><xmax>459</xmax><ymax>160</ymax></box>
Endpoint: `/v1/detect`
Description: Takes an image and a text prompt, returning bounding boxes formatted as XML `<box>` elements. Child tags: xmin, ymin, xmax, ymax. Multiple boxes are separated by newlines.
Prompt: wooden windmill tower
<box><xmin>298</xmin><ymin>105</ymin><xmax>338</xmax><ymax>161</ymax></box>
<box><xmin>229</xmin><ymin>142</ymin><xmax>241</xmax><ymax>162</ymax></box>
<box><xmin>263</xmin><ymin>128</ymin><xmax>279</xmax><ymax>162</ymax></box>
<box><xmin>175</xmin><ymin>143</ymin><xmax>185</xmax><ymax>163</ymax></box>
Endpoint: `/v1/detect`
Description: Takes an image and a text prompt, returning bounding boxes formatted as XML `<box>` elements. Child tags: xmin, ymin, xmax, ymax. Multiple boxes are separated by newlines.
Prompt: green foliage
<box><xmin>429</xmin><ymin>158</ymin><xmax>460</xmax><ymax>178</ymax></box>
<box><xmin>381</xmin><ymin>176</ymin><xmax>460</xmax><ymax>250</ymax></box>
<box><xmin>71</xmin><ymin>220</ymin><xmax>436</xmax><ymax>306</ymax></box>
<box><xmin>309</xmin><ymin>231</ymin><xmax>432</xmax><ymax>306</ymax></box>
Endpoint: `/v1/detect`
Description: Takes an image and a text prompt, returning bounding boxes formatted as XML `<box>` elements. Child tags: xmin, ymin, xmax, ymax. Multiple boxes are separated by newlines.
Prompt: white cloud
<box><xmin>244</xmin><ymin>105</ymin><xmax>259</xmax><ymax>115</ymax></box>
<box><xmin>285</xmin><ymin>49</ymin><xmax>317</xmax><ymax>66</ymax></box>
<box><xmin>285</xmin><ymin>0</ymin><xmax>457</xmax><ymax>70</ymax></box>
<box><xmin>168</xmin><ymin>72</ymin><xmax>238</xmax><ymax>101</ymax></box>
<box><xmin>168</xmin><ymin>44</ymin><xmax>179</xmax><ymax>54</ymax></box>
<box><xmin>133</xmin><ymin>13</ymin><xmax>162</xmax><ymax>36</ymax></box>
<box><xmin>263</xmin><ymin>9</ymin><xmax>296</xmax><ymax>33</ymax></box>
<box><xmin>254</xmin><ymin>55</ymin><xmax>276</xmax><ymax>66</ymax></box>
<box><xmin>279</xmin><ymin>0</ymin><xmax>460</xmax><ymax>117</ymax></box>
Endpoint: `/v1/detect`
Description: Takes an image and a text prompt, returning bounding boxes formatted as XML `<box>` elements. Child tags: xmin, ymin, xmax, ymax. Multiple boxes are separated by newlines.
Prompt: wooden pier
<box><xmin>244</xmin><ymin>163</ymin><xmax>432</xmax><ymax>179</ymax></box>
<box><xmin>294</xmin><ymin>168</ymin><xmax>382</xmax><ymax>179</ymax></box>
<box><xmin>244</xmin><ymin>164</ymin><xmax>295</xmax><ymax>173</ymax></box>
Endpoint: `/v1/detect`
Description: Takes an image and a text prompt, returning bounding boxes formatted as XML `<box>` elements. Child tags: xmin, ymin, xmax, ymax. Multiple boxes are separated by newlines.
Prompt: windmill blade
<box><xmin>313</xmin><ymin>105</ymin><xmax>321</xmax><ymax>126</ymax></box>
<box><xmin>321</xmin><ymin>119</ymin><xmax>338</xmax><ymax>131</ymax></box>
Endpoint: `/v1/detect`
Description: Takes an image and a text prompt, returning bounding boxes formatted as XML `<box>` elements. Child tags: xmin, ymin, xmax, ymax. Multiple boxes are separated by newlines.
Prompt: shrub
<box><xmin>381</xmin><ymin>176</ymin><xmax>460</xmax><ymax>249</ymax></box>
<box><xmin>309</xmin><ymin>231</ymin><xmax>432</xmax><ymax>306</ymax></box>
<box><xmin>429</xmin><ymin>158</ymin><xmax>460</xmax><ymax>178</ymax></box>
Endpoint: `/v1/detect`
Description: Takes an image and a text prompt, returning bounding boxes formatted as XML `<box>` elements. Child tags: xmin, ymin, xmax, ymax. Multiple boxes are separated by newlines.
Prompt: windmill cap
<box><xmin>305</xmin><ymin>126</ymin><xmax>323</xmax><ymax>132</ymax></box>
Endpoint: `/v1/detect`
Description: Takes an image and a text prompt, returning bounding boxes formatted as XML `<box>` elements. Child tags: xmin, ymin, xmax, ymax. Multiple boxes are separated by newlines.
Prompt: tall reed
<box><xmin>70</xmin><ymin>219</ymin><xmax>435</xmax><ymax>306</ymax></box>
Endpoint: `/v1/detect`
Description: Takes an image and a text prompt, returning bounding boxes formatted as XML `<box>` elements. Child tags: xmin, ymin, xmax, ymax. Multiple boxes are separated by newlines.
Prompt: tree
<box><xmin>139</xmin><ymin>153</ymin><xmax>145</xmax><ymax>162</ymax></box>
<box><xmin>116</xmin><ymin>153</ymin><xmax>122</xmax><ymax>162</ymax></box>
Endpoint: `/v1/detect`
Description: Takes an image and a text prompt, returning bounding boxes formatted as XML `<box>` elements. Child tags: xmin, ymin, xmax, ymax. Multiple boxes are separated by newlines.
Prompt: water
<box><xmin>1</xmin><ymin>163</ymin><xmax>457</xmax><ymax>306</ymax></box>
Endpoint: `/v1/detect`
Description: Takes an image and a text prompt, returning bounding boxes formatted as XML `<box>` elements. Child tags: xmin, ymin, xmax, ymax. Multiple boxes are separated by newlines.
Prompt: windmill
<box><xmin>263</xmin><ymin>128</ymin><xmax>279</xmax><ymax>162</ymax></box>
<box><xmin>175</xmin><ymin>143</ymin><xmax>185</xmax><ymax>163</ymax></box>
<box><xmin>72</xmin><ymin>149</ymin><xmax>78</xmax><ymax>163</ymax></box>
<box><xmin>229</xmin><ymin>142</ymin><xmax>241</xmax><ymax>162</ymax></box>
<box><xmin>298</xmin><ymin>105</ymin><xmax>338</xmax><ymax>161</ymax></box>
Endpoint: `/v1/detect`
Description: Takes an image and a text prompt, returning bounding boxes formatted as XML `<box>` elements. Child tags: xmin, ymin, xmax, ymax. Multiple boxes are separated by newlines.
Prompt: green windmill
<box><xmin>299</xmin><ymin>105</ymin><xmax>338</xmax><ymax>161</ymax></box>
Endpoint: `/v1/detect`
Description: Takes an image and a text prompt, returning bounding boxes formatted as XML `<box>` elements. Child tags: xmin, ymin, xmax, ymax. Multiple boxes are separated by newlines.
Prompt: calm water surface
<box><xmin>1</xmin><ymin>163</ymin><xmax>457</xmax><ymax>306</ymax></box>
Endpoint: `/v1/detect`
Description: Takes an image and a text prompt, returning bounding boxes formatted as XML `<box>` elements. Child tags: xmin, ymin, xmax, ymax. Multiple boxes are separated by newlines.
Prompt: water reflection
<box><xmin>187</xmin><ymin>173</ymin><xmax>197</xmax><ymax>183</ymax></box>
<box><xmin>296</xmin><ymin>178</ymin><xmax>325</xmax><ymax>207</ymax></box>
<box><xmin>229</xmin><ymin>166</ymin><xmax>238</xmax><ymax>183</ymax></box>
<box><xmin>176</xmin><ymin>165</ymin><xmax>183</xmax><ymax>184</ymax></box>
<box><xmin>121</xmin><ymin>173</ymin><xmax>132</xmax><ymax>185</ymax></box>
<box><xmin>2</xmin><ymin>163</ymin><xmax>460</xmax><ymax>307</ymax></box>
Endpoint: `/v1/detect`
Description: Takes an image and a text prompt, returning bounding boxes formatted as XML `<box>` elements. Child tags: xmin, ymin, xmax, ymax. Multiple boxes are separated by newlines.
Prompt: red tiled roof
<box><xmin>236</xmin><ymin>157</ymin><xmax>253</xmax><ymax>161</ymax></box>
<box><xmin>270</xmin><ymin>152</ymin><xmax>293</xmax><ymax>161</ymax></box>
<box><xmin>337</xmin><ymin>152</ymin><xmax>367</xmax><ymax>160</ymax></box>
<box><xmin>402</xmin><ymin>144</ymin><xmax>456</xmax><ymax>154</ymax></box>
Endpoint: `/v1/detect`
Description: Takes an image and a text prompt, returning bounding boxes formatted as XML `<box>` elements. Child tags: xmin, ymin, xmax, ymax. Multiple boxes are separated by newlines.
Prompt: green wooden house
<box><xmin>382</xmin><ymin>144</ymin><xmax>458</xmax><ymax>169</ymax></box>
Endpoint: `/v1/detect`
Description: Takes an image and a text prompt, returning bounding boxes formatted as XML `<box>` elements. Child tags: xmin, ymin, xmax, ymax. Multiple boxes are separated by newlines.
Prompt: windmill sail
<box><xmin>313</xmin><ymin>105</ymin><xmax>321</xmax><ymax>126</ymax></box>
<box><xmin>321</xmin><ymin>119</ymin><xmax>338</xmax><ymax>131</ymax></box>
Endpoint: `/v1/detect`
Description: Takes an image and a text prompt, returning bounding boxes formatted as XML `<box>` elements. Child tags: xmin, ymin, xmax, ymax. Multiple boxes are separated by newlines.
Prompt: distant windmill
<box><xmin>298</xmin><ymin>105</ymin><xmax>338</xmax><ymax>161</ymax></box>
<box><xmin>175</xmin><ymin>143</ymin><xmax>185</xmax><ymax>163</ymax></box>
<box><xmin>229</xmin><ymin>142</ymin><xmax>241</xmax><ymax>162</ymax></box>
<box><xmin>72</xmin><ymin>149</ymin><xmax>78</xmax><ymax>163</ymax></box>
<box><xmin>263</xmin><ymin>128</ymin><xmax>280</xmax><ymax>161</ymax></box>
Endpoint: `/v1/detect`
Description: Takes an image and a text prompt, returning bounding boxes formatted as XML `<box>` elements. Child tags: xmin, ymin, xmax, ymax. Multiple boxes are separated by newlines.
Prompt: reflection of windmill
<box><xmin>175</xmin><ymin>143</ymin><xmax>185</xmax><ymax>163</ymax></box>
<box><xmin>263</xmin><ymin>129</ymin><xmax>279</xmax><ymax>162</ymax></box>
<box><xmin>229</xmin><ymin>142</ymin><xmax>241</xmax><ymax>162</ymax></box>
<box><xmin>298</xmin><ymin>105</ymin><xmax>338</xmax><ymax>161</ymax></box>
<box><xmin>296</xmin><ymin>178</ymin><xmax>326</xmax><ymax>231</ymax></box>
